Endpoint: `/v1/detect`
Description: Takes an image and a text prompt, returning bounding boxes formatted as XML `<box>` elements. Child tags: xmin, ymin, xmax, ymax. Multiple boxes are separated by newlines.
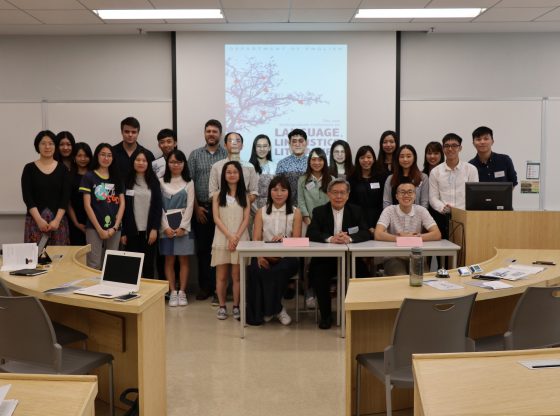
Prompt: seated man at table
<box><xmin>307</xmin><ymin>178</ymin><xmax>370</xmax><ymax>329</ymax></box>
<box><xmin>375</xmin><ymin>182</ymin><xmax>441</xmax><ymax>276</ymax></box>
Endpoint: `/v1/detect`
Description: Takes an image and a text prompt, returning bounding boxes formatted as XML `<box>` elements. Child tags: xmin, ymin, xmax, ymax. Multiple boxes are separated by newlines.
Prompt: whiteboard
<box><xmin>544</xmin><ymin>99</ymin><xmax>560</xmax><ymax>210</ymax></box>
<box><xmin>400</xmin><ymin>100</ymin><xmax>542</xmax><ymax>211</ymax></box>
<box><xmin>0</xmin><ymin>102</ymin><xmax>45</xmax><ymax>214</ymax></box>
<box><xmin>1</xmin><ymin>101</ymin><xmax>172</xmax><ymax>214</ymax></box>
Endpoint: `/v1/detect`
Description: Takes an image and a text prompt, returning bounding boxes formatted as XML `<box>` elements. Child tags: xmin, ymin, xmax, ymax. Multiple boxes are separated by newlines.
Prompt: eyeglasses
<box><xmin>329</xmin><ymin>190</ymin><xmax>348</xmax><ymax>196</ymax></box>
<box><xmin>397</xmin><ymin>190</ymin><xmax>415</xmax><ymax>196</ymax></box>
<box><xmin>443</xmin><ymin>144</ymin><xmax>460</xmax><ymax>149</ymax></box>
<box><xmin>169</xmin><ymin>160</ymin><xmax>184</xmax><ymax>165</ymax></box>
<box><xmin>290</xmin><ymin>138</ymin><xmax>306</xmax><ymax>144</ymax></box>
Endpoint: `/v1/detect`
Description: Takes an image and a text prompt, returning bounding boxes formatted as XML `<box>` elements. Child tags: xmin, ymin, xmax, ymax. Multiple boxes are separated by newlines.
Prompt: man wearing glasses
<box><xmin>375</xmin><ymin>183</ymin><xmax>441</xmax><ymax>276</ymax></box>
<box><xmin>307</xmin><ymin>178</ymin><xmax>370</xmax><ymax>329</ymax></box>
<box><xmin>208</xmin><ymin>132</ymin><xmax>258</xmax><ymax>202</ymax></box>
<box><xmin>429</xmin><ymin>133</ymin><xmax>479</xmax><ymax>216</ymax></box>
<box><xmin>275</xmin><ymin>128</ymin><xmax>308</xmax><ymax>206</ymax></box>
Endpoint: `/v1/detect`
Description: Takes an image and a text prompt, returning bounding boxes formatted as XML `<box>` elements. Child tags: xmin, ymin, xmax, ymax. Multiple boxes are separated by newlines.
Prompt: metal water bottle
<box><xmin>409</xmin><ymin>247</ymin><xmax>424</xmax><ymax>287</ymax></box>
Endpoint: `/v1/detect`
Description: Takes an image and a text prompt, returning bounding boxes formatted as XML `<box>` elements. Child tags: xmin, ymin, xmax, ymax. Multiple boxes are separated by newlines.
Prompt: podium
<box><xmin>450</xmin><ymin>208</ymin><xmax>560</xmax><ymax>265</ymax></box>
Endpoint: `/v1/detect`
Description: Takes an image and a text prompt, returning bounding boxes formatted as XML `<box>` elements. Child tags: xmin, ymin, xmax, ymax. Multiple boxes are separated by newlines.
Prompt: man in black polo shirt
<box><xmin>112</xmin><ymin>117</ymin><xmax>155</xmax><ymax>179</ymax></box>
<box><xmin>469</xmin><ymin>126</ymin><xmax>518</xmax><ymax>187</ymax></box>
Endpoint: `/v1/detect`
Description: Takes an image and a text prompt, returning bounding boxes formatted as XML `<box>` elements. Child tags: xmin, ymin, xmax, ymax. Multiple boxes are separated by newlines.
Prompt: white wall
<box><xmin>401</xmin><ymin>32</ymin><xmax>560</xmax><ymax>211</ymax></box>
<box><xmin>0</xmin><ymin>34</ymin><xmax>173</xmax><ymax>243</ymax></box>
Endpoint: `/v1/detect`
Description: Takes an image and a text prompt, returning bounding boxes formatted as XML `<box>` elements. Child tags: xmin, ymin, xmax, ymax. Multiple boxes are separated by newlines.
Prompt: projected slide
<box><xmin>225</xmin><ymin>44</ymin><xmax>347</xmax><ymax>161</ymax></box>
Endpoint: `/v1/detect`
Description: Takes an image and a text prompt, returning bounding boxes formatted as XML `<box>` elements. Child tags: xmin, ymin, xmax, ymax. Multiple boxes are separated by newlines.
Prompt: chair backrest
<box><xmin>0</xmin><ymin>279</ymin><xmax>12</xmax><ymax>296</ymax></box>
<box><xmin>505</xmin><ymin>286</ymin><xmax>560</xmax><ymax>350</ymax></box>
<box><xmin>390</xmin><ymin>293</ymin><xmax>477</xmax><ymax>369</ymax></box>
<box><xmin>0</xmin><ymin>296</ymin><xmax>61</xmax><ymax>371</ymax></box>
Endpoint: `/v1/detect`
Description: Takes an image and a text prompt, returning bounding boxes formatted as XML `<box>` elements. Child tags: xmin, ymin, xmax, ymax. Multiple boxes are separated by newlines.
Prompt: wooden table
<box><xmin>0</xmin><ymin>246</ymin><xmax>168</xmax><ymax>415</ymax></box>
<box><xmin>0</xmin><ymin>373</ymin><xmax>97</xmax><ymax>416</ymax></box>
<box><xmin>346</xmin><ymin>239</ymin><xmax>460</xmax><ymax>278</ymax></box>
<box><xmin>237</xmin><ymin>241</ymin><xmax>348</xmax><ymax>338</ymax></box>
<box><xmin>413</xmin><ymin>348</ymin><xmax>560</xmax><ymax>415</ymax></box>
<box><xmin>345</xmin><ymin>248</ymin><xmax>560</xmax><ymax>416</ymax></box>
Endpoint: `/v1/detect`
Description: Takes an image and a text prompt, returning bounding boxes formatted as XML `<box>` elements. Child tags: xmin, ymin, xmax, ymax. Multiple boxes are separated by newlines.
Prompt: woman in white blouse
<box><xmin>247</xmin><ymin>175</ymin><xmax>303</xmax><ymax>326</ymax></box>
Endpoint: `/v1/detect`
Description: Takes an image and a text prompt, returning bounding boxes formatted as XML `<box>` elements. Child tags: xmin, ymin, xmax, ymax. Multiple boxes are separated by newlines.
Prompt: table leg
<box><xmin>351</xmin><ymin>252</ymin><xmax>356</xmax><ymax>279</ymax></box>
<box><xmin>451</xmin><ymin>253</ymin><xmax>457</xmax><ymax>269</ymax></box>
<box><xmin>341</xmin><ymin>253</ymin><xmax>346</xmax><ymax>339</ymax></box>
<box><xmin>337</xmin><ymin>257</ymin><xmax>341</xmax><ymax>327</ymax></box>
<box><xmin>240</xmin><ymin>255</ymin><xmax>246</xmax><ymax>339</ymax></box>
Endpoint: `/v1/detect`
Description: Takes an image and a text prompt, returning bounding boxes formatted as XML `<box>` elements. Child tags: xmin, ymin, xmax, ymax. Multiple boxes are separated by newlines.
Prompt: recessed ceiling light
<box><xmin>355</xmin><ymin>8</ymin><xmax>486</xmax><ymax>19</ymax></box>
<box><xmin>93</xmin><ymin>9</ymin><xmax>223</xmax><ymax>20</ymax></box>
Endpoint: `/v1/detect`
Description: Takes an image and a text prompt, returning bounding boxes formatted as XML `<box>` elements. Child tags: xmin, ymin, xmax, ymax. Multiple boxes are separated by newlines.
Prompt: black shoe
<box><xmin>283</xmin><ymin>287</ymin><xmax>296</xmax><ymax>300</ymax></box>
<box><xmin>319</xmin><ymin>316</ymin><xmax>332</xmax><ymax>330</ymax></box>
<box><xmin>196</xmin><ymin>288</ymin><xmax>211</xmax><ymax>301</ymax></box>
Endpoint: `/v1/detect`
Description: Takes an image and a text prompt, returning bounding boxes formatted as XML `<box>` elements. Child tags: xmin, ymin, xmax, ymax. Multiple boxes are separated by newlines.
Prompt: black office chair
<box><xmin>0</xmin><ymin>277</ymin><xmax>88</xmax><ymax>347</ymax></box>
<box><xmin>355</xmin><ymin>293</ymin><xmax>477</xmax><ymax>416</ymax></box>
<box><xmin>0</xmin><ymin>295</ymin><xmax>114</xmax><ymax>416</ymax></box>
<box><xmin>476</xmin><ymin>286</ymin><xmax>560</xmax><ymax>351</ymax></box>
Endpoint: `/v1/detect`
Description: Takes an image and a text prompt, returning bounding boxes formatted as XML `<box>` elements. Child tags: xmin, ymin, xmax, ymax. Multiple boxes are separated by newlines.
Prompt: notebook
<box><xmin>74</xmin><ymin>250</ymin><xmax>144</xmax><ymax>299</ymax></box>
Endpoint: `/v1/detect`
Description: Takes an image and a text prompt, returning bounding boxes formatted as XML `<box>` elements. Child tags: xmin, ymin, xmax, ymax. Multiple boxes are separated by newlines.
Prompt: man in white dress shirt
<box><xmin>429</xmin><ymin>133</ymin><xmax>479</xmax><ymax>214</ymax></box>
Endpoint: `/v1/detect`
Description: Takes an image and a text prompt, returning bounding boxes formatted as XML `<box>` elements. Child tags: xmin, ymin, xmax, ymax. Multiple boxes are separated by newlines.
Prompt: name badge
<box><xmin>125</xmin><ymin>189</ymin><xmax>135</xmax><ymax>196</ymax></box>
<box><xmin>370</xmin><ymin>182</ymin><xmax>380</xmax><ymax>189</ymax></box>
<box><xmin>305</xmin><ymin>181</ymin><xmax>315</xmax><ymax>190</ymax></box>
<box><xmin>348</xmin><ymin>226</ymin><xmax>359</xmax><ymax>235</ymax></box>
<box><xmin>494</xmin><ymin>170</ymin><xmax>505</xmax><ymax>178</ymax></box>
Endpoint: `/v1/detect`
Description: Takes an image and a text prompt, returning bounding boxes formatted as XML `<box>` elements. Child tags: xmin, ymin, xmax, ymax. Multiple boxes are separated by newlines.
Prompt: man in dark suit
<box><xmin>307</xmin><ymin>178</ymin><xmax>371</xmax><ymax>329</ymax></box>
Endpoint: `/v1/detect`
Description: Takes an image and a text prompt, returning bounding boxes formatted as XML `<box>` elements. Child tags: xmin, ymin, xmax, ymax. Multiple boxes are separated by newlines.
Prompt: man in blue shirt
<box><xmin>275</xmin><ymin>128</ymin><xmax>308</xmax><ymax>206</ymax></box>
<box><xmin>469</xmin><ymin>126</ymin><xmax>518</xmax><ymax>186</ymax></box>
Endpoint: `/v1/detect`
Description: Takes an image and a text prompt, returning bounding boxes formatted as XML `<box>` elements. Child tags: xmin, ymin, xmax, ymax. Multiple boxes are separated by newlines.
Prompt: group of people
<box><xmin>22</xmin><ymin>117</ymin><xmax>517</xmax><ymax>330</ymax></box>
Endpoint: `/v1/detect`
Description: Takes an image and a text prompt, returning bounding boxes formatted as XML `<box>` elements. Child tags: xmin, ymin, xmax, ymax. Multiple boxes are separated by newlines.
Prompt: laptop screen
<box><xmin>103</xmin><ymin>252</ymin><xmax>143</xmax><ymax>285</ymax></box>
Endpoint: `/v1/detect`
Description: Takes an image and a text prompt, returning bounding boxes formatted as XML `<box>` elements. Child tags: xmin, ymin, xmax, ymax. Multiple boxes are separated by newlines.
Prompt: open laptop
<box><xmin>74</xmin><ymin>250</ymin><xmax>144</xmax><ymax>299</ymax></box>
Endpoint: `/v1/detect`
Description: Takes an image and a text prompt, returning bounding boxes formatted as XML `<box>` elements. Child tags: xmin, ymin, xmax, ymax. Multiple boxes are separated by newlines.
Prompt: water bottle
<box><xmin>409</xmin><ymin>247</ymin><xmax>424</xmax><ymax>287</ymax></box>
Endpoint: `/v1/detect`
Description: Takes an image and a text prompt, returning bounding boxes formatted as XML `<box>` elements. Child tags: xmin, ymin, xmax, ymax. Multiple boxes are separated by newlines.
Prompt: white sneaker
<box><xmin>232</xmin><ymin>306</ymin><xmax>241</xmax><ymax>321</ymax></box>
<box><xmin>178</xmin><ymin>291</ymin><xmax>188</xmax><ymax>306</ymax></box>
<box><xmin>276</xmin><ymin>307</ymin><xmax>292</xmax><ymax>326</ymax></box>
<box><xmin>305</xmin><ymin>295</ymin><xmax>316</xmax><ymax>309</ymax></box>
<box><xmin>169</xmin><ymin>291</ymin><xmax>179</xmax><ymax>307</ymax></box>
<box><xmin>217</xmin><ymin>306</ymin><xmax>228</xmax><ymax>320</ymax></box>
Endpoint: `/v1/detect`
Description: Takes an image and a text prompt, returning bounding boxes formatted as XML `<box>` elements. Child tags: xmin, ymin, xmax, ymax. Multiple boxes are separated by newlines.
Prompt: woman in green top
<box><xmin>297</xmin><ymin>148</ymin><xmax>334</xmax><ymax>225</ymax></box>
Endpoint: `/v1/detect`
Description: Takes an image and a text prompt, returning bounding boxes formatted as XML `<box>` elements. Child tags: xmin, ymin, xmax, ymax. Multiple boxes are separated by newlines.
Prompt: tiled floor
<box><xmin>98</xmin><ymin>293</ymin><xmax>413</xmax><ymax>416</ymax></box>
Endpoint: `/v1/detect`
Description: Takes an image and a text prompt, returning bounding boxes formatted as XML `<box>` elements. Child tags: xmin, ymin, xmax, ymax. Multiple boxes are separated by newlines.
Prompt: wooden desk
<box><xmin>237</xmin><ymin>241</ymin><xmax>347</xmax><ymax>338</ymax></box>
<box><xmin>0</xmin><ymin>373</ymin><xmax>97</xmax><ymax>416</ymax></box>
<box><xmin>0</xmin><ymin>246</ymin><xmax>168</xmax><ymax>415</ymax></box>
<box><xmin>413</xmin><ymin>348</ymin><xmax>560</xmax><ymax>416</ymax></box>
<box><xmin>450</xmin><ymin>208</ymin><xmax>560</xmax><ymax>265</ymax></box>
<box><xmin>345</xmin><ymin>248</ymin><xmax>560</xmax><ymax>416</ymax></box>
<box><xmin>347</xmin><ymin>240</ymin><xmax>460</xmax><ymax>278</ymax></box>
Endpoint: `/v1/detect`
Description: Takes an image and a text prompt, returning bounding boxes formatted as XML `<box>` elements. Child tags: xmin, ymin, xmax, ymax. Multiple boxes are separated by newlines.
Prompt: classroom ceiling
<box><xmin>0</xmin><ymin>0</ymin><xmax>560</xmax><ymax>35</ymax></box>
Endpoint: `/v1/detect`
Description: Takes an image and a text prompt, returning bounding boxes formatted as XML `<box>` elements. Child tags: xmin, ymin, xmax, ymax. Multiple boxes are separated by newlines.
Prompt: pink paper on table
<box><xmin>396</xmin><ymin>236</ymin><xmax>423</xmax><ymax>247</ymax></box>
<box><xmin>282</xmin><ymin>237</ymin><xmax>310</xmax><ymax>247</ymax></box>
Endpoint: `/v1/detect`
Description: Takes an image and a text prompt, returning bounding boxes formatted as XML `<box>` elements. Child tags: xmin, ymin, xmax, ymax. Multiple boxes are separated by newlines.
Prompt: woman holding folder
<box><xmin>159</xmin><ymin>150</ymin><xmax>195</xmax><ymax>307</ymax></box>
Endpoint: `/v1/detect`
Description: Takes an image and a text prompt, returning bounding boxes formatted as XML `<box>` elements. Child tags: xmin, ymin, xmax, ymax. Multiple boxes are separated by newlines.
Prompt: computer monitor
<box><xmin>465</xmin><ymin>182</ymin><xmax>513</xmax><ymax>211</ymax></box>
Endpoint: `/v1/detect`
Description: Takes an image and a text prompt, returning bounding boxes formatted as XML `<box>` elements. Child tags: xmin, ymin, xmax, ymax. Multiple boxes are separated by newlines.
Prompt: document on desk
<box><xmin>468</xmin><ymin>281</ymin><xmax>513</xmax><ymax>290</ymax></box>
<box><xmin>43</xmin><ymin>277</ymin><xmax>101</xmax><ymax>294</ymax></box>
<box><xmin>486</xmin><ymin>264</ymin><xmax>545</xmax><ymax>281</ymax></box>
<box><xmin>0</xmin><ymin>243</ymin><xmax>38</xmax><ymax>271</ymax></box>
<box><xmin>0</xmin><ymin>384</ymin><xmax>18</xmax><ymax>416</ymax></box>
<box><xmin>424</xmin><ymin>280</ymin><xmax>464</xmax><ymax>291</ymax></box>
<box><xmin>519</xmin><ymin>359</ymin><xmax>560</xmax><ymax>370</ymax></box>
